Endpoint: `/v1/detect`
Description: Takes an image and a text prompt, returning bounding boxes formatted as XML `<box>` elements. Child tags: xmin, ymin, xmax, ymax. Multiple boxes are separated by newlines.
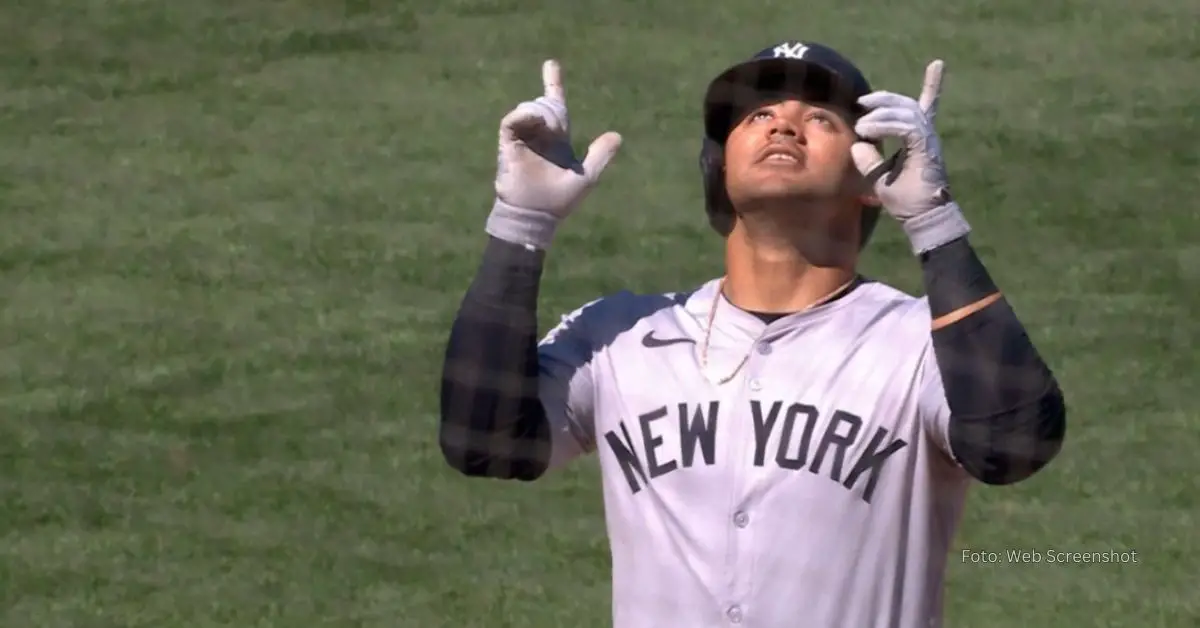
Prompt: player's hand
<box><xmin>486</xmin><ymin>59</ymin><xmax>623</xmax><ymax>250</ymax></box>
<box><xmin>850</xmin><ymin>60</ymin><xmax>970</xmax><ymax>255</ymax></box>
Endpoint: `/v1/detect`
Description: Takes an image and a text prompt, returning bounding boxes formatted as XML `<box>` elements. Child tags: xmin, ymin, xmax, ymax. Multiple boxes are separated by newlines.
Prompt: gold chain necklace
<box><xmin>699</xmin><ymin>275</ymin><xmax>859</xmax><ymax>385</ymax></box>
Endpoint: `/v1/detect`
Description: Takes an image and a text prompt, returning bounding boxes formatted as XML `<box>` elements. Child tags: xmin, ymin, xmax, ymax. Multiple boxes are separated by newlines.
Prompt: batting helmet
<box><xmin>699</xmin><ymin>41</ymin><xmax>882</xmax><ymax>247</ymax></box>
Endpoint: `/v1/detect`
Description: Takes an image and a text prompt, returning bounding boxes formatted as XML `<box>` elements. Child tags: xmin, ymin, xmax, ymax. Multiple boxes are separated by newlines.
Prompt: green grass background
<box><xmin>0</xmin><ymin>0</ymin><xmax>1196</xmax><ymax>626</ymax></box>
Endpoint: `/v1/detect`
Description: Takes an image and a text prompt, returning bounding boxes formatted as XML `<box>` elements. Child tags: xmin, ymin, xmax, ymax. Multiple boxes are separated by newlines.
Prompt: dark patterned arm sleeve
<box><xmin>438</xmin><ymin>236</ymin><xmax>553</xmax><ymax>481</ymax></box>
<box><xmin>920</xmin><ymin>236</ymin><xmax>1067</xmax><ymax>485</ymax></box>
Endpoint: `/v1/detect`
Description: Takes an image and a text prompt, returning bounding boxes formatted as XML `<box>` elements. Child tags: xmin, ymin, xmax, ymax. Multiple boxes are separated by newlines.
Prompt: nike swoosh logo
<box><xmin>642</xmin><ymin>331</ymin><xmax>696</xmax><ymax>348</ymax></box>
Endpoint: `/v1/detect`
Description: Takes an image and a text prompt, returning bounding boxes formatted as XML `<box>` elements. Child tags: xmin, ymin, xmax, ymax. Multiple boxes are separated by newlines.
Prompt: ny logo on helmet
<box><xmin>773</xmin><ymin>43</ymin><xmax>809</xmax><ymax>59</ymax></box>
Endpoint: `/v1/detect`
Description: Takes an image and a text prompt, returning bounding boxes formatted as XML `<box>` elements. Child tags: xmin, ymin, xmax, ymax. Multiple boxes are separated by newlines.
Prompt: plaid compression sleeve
<box><xmin>922</xmin><ymin>237</ymin><xmax>1067</xmax><ymax>485</ymax></box>
<box><xmin>438</xmin><ymin>236</ymin><xmax>553</xmax><ymax>481</ymax></box>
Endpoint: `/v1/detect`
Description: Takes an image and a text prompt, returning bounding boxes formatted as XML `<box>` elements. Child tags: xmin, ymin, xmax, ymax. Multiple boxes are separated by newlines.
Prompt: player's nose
<box><xmin>767</xmin><ymin>117</ymin><xmax>804</xmax><ymax>143</ymax></box>
<box><xmin>766</xmin><ymin>101</ymin><xmax>806</xmax><ymax>143</ymax></box>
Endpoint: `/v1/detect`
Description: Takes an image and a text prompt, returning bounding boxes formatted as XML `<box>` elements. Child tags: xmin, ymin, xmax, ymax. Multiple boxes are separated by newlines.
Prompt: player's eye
<box><xmin>808</xmin><ymin>111</ymin><xmax>837</xmax><ymax>128</ymax></box>
<box><xmin>748</xmin><ymin>109</ymin><xmax>773</xmax><ymax>123</ymax></box>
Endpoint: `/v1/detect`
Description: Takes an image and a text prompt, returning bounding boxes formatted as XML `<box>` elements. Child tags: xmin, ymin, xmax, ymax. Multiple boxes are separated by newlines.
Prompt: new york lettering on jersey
<box><xmin>580</xmin><ymin>279</ymin><xmax>931</xmax><ymax>505</ymax></box>
<box><xmin>602</xmin><ymin>398</ymin><xmax>908</xmax><ymax>504</ymax></box>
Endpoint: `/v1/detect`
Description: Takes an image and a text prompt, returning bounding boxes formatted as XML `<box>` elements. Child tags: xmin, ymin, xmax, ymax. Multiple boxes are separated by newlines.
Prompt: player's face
<box><xmin>722</xmin><ymin>96</ymin><xmax>866</xmax><ymax>212</ymax></box>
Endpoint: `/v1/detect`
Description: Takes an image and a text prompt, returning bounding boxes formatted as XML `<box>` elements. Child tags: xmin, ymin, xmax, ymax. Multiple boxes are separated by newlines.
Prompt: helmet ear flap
<box><xmin>700</xmin><ymin>138</ymin><xmax>735</xmax><ymax>236</ymax></box>
<box><xmin>858</xmin><ymin>205</ymin><xmax>881</xmax><ymax>250</ymax></box>
<box><xmin>856</xmin><ymin>137</ymin><xmax>885</xmax><ymax>250</ymax></box>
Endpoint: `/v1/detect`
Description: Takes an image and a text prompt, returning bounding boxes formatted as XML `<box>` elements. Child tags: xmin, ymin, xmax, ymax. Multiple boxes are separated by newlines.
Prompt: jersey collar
<box><xmin>684</xmin><ymin>276</ymin><xmax>871</xmax><ymax>343</ymax></box>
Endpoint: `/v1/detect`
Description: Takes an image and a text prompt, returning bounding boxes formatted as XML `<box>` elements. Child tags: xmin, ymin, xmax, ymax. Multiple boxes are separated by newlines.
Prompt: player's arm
<box><xmin>918</xmin><ymin>235</ymin><xmax>1067</xmax><ymax>485</ymax></box>
<box><xmin>438</xmin><ymin>59</ymin><xmax>622</xmax><ymax>482</ymax></box>
<box><xmin>852</xmin><ymin>61</ymin><xmax>1065</xmax><ymax>485</ymax></box>
<box><xmin>439</xmin><ymin>236</ymin><xmax>596</xmax><ymax>481</ymax></box>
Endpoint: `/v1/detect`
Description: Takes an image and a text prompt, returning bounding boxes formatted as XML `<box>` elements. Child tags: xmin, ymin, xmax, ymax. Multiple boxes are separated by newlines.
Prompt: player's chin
<box><xmin>742</xmin><ymin>176</ymin><xmax>814</xmax><ymax>201</ymax></box>
<box><xmin>746</xmin><ymin>163</ymin><xmax>813</xmax><ymax>184</ymax></box>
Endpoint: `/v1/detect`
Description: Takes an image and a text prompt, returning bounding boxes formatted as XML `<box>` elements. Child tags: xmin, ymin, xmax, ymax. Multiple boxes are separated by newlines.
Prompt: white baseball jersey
<box><xmin>536</xmin><ymin>277</ymin><xmax>972</xmax><ymax>628</ymax></box>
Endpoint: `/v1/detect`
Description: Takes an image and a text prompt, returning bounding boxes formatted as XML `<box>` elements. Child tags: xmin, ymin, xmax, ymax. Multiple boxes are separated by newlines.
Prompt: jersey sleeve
<box><xmin>536</xmin><ymin>299</ymin><xmax>605</xmax><ymax>470</ymax></box>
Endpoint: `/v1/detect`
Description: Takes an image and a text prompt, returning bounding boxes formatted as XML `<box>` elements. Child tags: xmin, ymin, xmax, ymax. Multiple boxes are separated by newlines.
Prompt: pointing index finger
<box><xmin>918</xmin><ymin>59</ymin><xmax>944</xmax><ymax>119</ymax></box>
<box><xmin>542</xmin><ymin>59</ymin><xmax>565</xmax><ymax>104</ymax></box>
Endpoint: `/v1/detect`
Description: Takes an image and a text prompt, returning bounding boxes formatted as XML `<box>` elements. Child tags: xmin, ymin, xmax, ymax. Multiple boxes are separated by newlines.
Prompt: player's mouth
<box><xmin>756</xmin><ymin>144</ymin><xmax>805</xmax><ymax>166</ymax></box>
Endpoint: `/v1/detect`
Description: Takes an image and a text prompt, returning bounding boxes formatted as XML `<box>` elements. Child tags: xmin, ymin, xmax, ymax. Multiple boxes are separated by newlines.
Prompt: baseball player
<box><xmin>439</xmin><ymin>40</ymin><xmax>1067</xmax><ymax>628</ymax></box>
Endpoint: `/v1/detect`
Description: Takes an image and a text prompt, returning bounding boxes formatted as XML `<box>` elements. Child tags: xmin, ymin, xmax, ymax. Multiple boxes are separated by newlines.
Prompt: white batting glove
<box><xmin>851</xmin><ymin>60</ymin><xmax>971</xmax><ymax>255</ymax></box>
<box><xmin>486</xmin><ymin>59</ymin><xmax>623</xmax><ymax>250</ymax></box>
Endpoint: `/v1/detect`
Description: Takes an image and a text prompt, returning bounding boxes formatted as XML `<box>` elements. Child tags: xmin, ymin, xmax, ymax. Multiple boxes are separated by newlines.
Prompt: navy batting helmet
<box><xmin>699</xmin><ymin>41</ymin><xmax>882</xmax><ymax>247</ymax></box>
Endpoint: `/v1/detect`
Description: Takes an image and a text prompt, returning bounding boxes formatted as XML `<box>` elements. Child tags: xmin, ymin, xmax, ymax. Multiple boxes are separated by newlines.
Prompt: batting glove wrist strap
<box><xmin>902</xmin><ymin>201</ymin><xmax>971</xmax><ymax>255</ymax></box>
<box><xmin>486</xmin><ymin>199</ymin><xmax>560</xmax><ymax>250</ymax></box>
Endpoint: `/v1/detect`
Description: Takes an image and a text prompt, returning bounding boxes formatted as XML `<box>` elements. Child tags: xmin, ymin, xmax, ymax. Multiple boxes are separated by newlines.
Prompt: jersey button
<box><xmin>733</xmin><ymin>511</ymin><xmax>749</xmax><ymax>528</ymax></box>
<box><xmin>726</xmin><ymin>605</ymin><xmax>743</xmax><ymax>623</ymax></box>
<box><xmin>748</xmin><ymin>378</ymin><xmax>762</xmax><ymax>392</ymax></box>
<box><xmin>756</xmin><ymin>342</ymin><xmax>772</xmax><ymax>355</ymax></box>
